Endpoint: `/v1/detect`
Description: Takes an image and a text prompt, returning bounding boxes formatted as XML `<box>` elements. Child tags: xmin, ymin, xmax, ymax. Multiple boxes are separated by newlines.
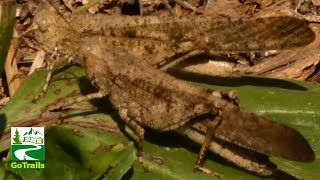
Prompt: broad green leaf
<box><xmin>0</xmin><ymin>66</ymin><xmax>319</xmax><ymax>179</ymax></box>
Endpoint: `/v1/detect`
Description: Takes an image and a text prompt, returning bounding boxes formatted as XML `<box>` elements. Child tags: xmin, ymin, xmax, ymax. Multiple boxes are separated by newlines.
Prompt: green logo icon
<box><xmin>11</xmin><ymin>127</ymin><xmax>45</xmax><ymax>162</ymax></box>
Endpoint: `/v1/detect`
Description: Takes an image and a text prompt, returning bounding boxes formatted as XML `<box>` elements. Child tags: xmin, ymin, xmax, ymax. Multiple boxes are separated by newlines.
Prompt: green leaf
<box><xmin>0</xmin><ymin>66</ymin><xmax>319</xmax><ymax>179</ymax></box>
<box><xmin>0</xmin><ymin>0</ymin><xmax>16</xmax><ymax>75</ymax></box>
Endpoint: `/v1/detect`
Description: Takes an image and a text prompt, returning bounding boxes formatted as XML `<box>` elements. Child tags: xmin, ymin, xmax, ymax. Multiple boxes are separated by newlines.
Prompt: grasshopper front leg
<box><xmin>32</xmin><ymin>47</ymin><xmax>59</xmax><ymax>103</ymax></box>
<box><xmin>41</xmin><ymin>91</ymin><xmax>108</xmax><ymax>117</ymax></box>
<box><xmin>32</xmin><ymin>1</ymin><xmax>81</xmax><ymax>102</ymax></box>
<box><xmin>32</xmin><ymin>65</ymin><xmax>53</xmax><ymax>103</ymax></box>
<box><xmin>42</xmin><ymin>90</ymin><xmax>156</xmax><ymax>170</ymax></box>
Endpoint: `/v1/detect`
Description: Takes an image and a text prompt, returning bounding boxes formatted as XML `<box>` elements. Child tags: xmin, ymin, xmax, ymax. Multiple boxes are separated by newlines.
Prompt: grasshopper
<box><xmin>34</xmin><ymin>1</ymin><xmax>316</xmax><ymax>67</ymax></box>
<box><xmin>32</xmin><ymin>0</ymin><xmax>316</xmax><ymax>99</ymax></box>
<box><xmin>32</xmin><ymin>1</ymin><xmax>315</xmax><ymax>177</ymax></box>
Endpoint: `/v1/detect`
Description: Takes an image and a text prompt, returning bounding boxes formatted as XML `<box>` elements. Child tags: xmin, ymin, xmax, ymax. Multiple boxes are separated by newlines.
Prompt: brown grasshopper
<box><xmin>32</xmin><ymin>0</ymin><xmax>316</xmax><ymax>99</ymax></box>
<box><xmin>32</xmin><ymin>1</ymin><xmax>315</xmax><ymax>177</ymax></box>
<box><xmin>34</xmin><ymin>1</ymin><xmax>316</xmax><ymax>67</ymax></box>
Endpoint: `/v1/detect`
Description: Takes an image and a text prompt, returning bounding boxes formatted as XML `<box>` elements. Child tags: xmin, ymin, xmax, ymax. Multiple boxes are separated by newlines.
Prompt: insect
<box><xmin>32</xmin><ymin>1</ymin><xmax>316</xmax><ymax>101</ymax></box>
<box><xmin>32</xmin><ymin>1</ymin><xmax>315</xmax><ymax>178</ymax></box>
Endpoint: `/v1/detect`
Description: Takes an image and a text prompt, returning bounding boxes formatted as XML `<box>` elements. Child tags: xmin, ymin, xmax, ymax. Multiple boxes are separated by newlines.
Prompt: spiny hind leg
<box><xmin>194</xmin><ymin>117</ymin><xmax>223</xmax><ymax>179</ymax></box>
<box><xmin>118</xmin><ymin>109</ymin><xmax>147</xmax><ymax>168</ymax></box>
<box><xmin>159</xmin><ymin>49</ymin><xmax>205</xmax><ymax>71</ymax></box>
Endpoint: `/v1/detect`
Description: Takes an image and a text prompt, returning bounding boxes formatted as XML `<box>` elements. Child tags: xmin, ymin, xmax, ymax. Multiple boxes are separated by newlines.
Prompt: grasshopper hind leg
<box><xmin>159</xmin><ymin>50</ymin><xmax>205</xmax><ymax>71</ymax></box>
<box><xmin>118</xmin><ymin>108</ymin><xmax>149</xmax><ymax>169</ymax></box>
<box><xmin>194</xmin><ymin>117</ymin><xmax>224</xmax><ymax>179</ymax></box>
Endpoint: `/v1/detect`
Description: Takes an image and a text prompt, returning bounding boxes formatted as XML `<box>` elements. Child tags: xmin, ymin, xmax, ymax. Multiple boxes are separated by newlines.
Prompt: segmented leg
<box><xmin>174</xmin><ymin>0</ymin><xmax>200</xmax><ymax>12</ymax></box>
<box><xmin>159</xmin><ymin>49</ymin><xmax>205</xmax><ymax>71</ymax></box>
<box><xmin>42</xmin><ymin>91</ymin><xmax>108</xmax><ymax>115</ymax></box>
<box><xmin>161</xmin><ymin>0</ymin><xmax>176</xmax><ymax>16</ymax></box>
<box><xmin>194</xmin><ymin>117</ymin><xmax>223</xmax><ymax>179</ymax></box>
<box><xmin>118</xmin><ymin>109</ymin><xmax>147</xmax><ymax>169</ymax></box>
<box><xmin>178</xmin><ymin>124</ymin><xmax>276</xmax><ymax>177</ymax></box>
<box><xmin>33</xmin><ymin>47</ymin><xmax>60</xmax><ymax>103</ymax></box>
<box><xmin>139</xmin><ymin>0</ymin><xmax>144</xmax><ymax>15</ymax></box>
<box><xmin>32</xmin><ymin>64</ymin><xmax>54</xmax><ymax>103</ymax></box>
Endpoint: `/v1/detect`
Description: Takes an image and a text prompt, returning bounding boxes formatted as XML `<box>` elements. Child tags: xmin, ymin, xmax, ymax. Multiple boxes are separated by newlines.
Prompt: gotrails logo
<box><xmin>10</xmin><ymin>127</ymin><xmax>45</xmax><ymax>169</ymax></box>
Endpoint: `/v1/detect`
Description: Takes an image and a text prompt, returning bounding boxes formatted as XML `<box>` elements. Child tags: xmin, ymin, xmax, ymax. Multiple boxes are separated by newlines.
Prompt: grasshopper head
<box><xmin>33</xmin><ymin>2</ymin><xmax>80</xmax><ymax>66</ymax></box>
